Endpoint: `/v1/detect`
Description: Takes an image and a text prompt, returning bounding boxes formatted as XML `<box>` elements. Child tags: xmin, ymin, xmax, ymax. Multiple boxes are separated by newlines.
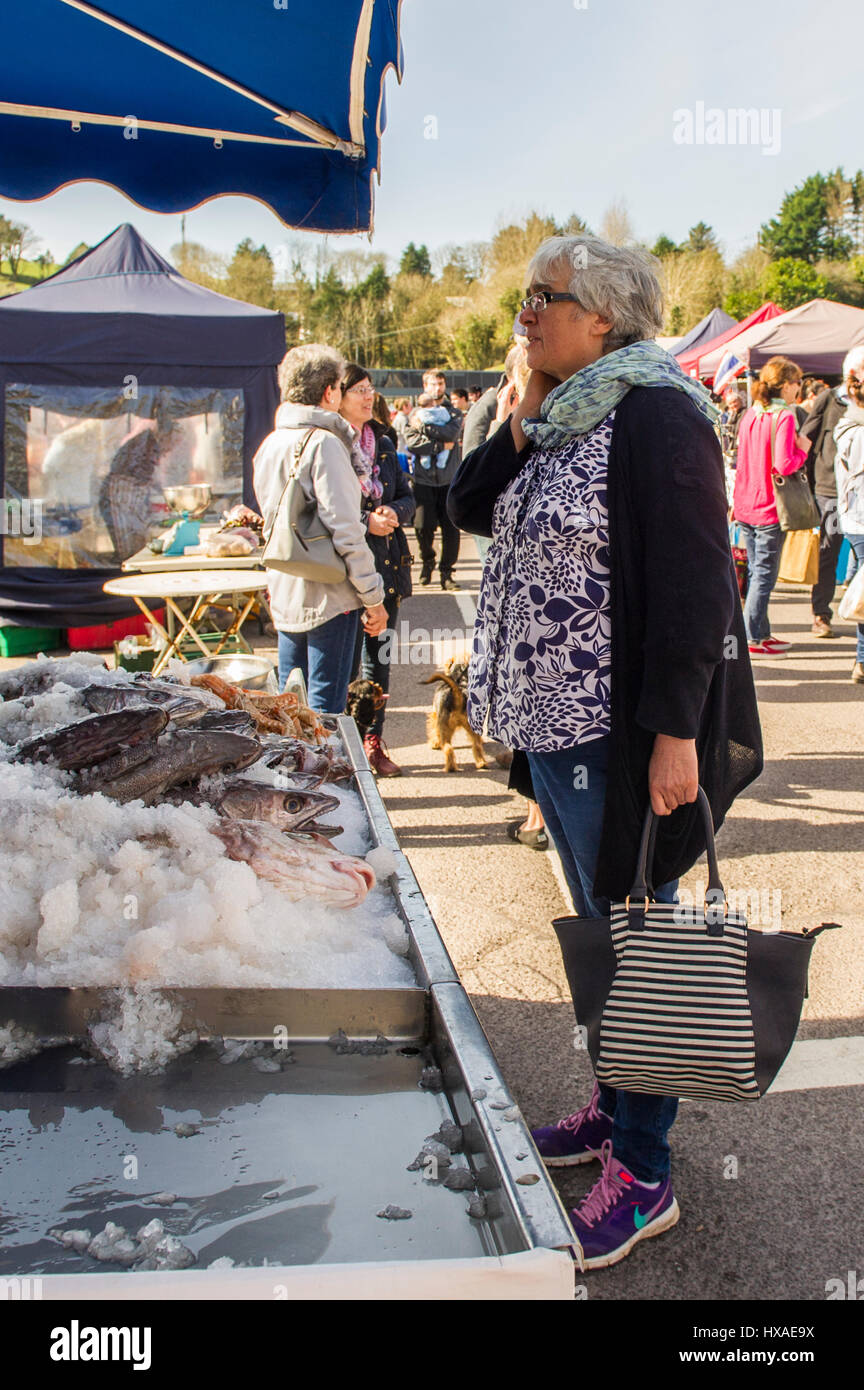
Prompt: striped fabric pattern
<box><xmin>596</xmin><ymin>904</ymin><xmax>760</xmax><ymax>1102</ymax></box>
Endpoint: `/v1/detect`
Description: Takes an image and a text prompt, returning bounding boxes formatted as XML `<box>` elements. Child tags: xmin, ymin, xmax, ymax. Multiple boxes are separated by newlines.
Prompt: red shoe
<box><xmin>761</xmin><ymin>636</ymin><xmax>791</xmax><ymax>652</ymax></box>
<box><xmin>363</xmin><ymin>733</ymin><xmax>402</xmax><ymax>777</ymax></box>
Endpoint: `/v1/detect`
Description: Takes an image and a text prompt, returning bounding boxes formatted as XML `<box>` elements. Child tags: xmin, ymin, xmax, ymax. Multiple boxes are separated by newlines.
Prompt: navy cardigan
<box><xmin>447</xmin><ymin>387</ymin><xmax>763</xmax><ymax>899</ymax></box>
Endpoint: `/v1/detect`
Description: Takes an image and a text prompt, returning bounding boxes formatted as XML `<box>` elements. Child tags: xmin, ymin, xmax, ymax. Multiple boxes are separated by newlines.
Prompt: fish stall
<box><xmin>0</xmin><ymin>656</ymin><xmax>581</xmax><ymax>1299</ymax></box>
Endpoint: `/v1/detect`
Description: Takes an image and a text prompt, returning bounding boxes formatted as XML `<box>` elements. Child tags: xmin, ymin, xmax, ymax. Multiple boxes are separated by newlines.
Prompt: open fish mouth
<box><xmin>212</xmin><ymin>820</ymin><xmax>375</xmax><ymax>907</ymax></box>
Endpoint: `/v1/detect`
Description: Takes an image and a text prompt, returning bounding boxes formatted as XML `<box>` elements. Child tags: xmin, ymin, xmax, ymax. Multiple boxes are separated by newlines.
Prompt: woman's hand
<box><xmin>368</xmin><ymin>508</ymin><xmax>397</xmax><ymax>536</ymax></box>
<box><xmin>648</xmin><ymin>734</ymin><xmax>699</xmax><ymax>816</ymax></box>
<box><xmin>362</xmin><ymin>603</ymin><xmax>388</xmax><ymax>636</ymax></box>
<box><xmin>795</xmin><ymin>432</ymin><xmax>812</xmax><ymax>455</ymax></box>
<box><xmin>510</xmin><ymin>370</ymin><xmax>560</xmax><ymax>451</ymax></box>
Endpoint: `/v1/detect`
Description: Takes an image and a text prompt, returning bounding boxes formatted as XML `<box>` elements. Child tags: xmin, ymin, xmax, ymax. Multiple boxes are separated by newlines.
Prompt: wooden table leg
<box><xmin>211</xmin><ymin>591</ymin><xmax>258</xmax><ymax>656</ymax></box>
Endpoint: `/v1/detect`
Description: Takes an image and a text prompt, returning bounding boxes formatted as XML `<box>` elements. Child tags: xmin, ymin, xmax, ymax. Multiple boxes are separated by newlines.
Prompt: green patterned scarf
<box><xmin>521</xmin><ymin>340</ymin><xmax>719</xmax><ymax>449</ymax></box>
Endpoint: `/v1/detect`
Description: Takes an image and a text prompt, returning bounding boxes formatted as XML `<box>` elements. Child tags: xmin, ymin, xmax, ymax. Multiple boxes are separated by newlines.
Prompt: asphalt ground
<box><xmin>372</xmin><ymin>535</ymin><xmax>864</xmax><ymax>1304</ymax></box>
<box><xmin>2</xmin><ymin>537</ymin><xmax>862</xmax><ymax>1304</ymax></box>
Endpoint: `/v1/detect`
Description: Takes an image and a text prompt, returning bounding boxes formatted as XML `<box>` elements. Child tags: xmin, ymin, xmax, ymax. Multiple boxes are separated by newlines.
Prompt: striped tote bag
<box><xmin>553</xmin><ymin>789</ymin><xmax>838</xmax><ymax>1103</ymax></box>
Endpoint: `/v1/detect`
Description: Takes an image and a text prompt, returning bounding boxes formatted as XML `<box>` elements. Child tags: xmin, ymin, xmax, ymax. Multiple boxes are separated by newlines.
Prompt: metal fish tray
<box><xmin>0</xmin><ymin>717</ymin><xmax>580</xmax><ymax>1296</ymax></box>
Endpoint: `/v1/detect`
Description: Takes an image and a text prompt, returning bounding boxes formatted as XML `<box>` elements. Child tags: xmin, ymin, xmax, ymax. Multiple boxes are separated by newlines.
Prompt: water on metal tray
<box><xmin>0</xmin><ymin>1044</ymin><xmax>496</xmax><ymax>1274</ymax></box>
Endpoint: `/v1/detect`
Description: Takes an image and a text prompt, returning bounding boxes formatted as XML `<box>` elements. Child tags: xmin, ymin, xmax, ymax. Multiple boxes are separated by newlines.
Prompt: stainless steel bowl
<box><xmin>163</xmin><ymin>484</ymin><xmax>212</xmax><ymax>515</ymax></box>
<box><xmin>184</xmin><ymin>654</ymin><xmax>279</xmax><ymax>693</ymax></box>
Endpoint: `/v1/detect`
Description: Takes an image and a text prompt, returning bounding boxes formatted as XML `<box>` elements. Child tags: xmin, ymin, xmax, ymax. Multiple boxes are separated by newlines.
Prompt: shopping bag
<box><xmin>839</xmin><ymin>566</ymin><xmax>864</xmax><ymax>622</ymax></box>
<box><xmin>777</xmin><ymin>528</ymin><xmax>819</xmax><ymax>586</ymax></box>
<box><xmin>552</xmin><ymin>790</ymin><xmax>839</xmax><ymax>1102</ymax></box>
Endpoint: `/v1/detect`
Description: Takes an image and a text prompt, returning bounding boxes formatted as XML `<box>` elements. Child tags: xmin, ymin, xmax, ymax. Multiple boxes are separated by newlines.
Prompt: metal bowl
<box><xmin>163</xmin><ymin>484</ymin><xmax>212</xmax><ymax>515</ymax></box>
<box><xmin>184</xmin><ymin>654</ymin><xmax>279</xmax><ymax>693</ymax></box>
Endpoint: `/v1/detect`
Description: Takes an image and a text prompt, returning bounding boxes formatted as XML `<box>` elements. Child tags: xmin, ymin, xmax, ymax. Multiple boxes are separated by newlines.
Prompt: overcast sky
<box><xmin>2</xmin><ymin>0</ymin><xmax>861</xmax><ymax>272</ymax></box>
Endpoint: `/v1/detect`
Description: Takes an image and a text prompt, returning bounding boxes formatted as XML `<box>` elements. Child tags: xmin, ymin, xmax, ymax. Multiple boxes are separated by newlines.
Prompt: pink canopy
<box><xmin>677</xmin><ymin>302</ymin><xmax>783</xmax><ymax>379</ymax></box>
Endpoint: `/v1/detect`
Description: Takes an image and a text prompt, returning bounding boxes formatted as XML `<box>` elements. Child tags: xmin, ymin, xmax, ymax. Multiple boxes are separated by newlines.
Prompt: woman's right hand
<box><xmin>362</xmin><ymin>603</ymin><xmax>388</xmax><ymax>636</ymax></box>
<box><xmin>510</xmin><ymin>370</ymin><xmax>560</xmax><ymax>451</ymax></box>
<box><xmin>795</xmin><ymin>432</ymin><xmax>812</xmax><ymax>455</ymax></box>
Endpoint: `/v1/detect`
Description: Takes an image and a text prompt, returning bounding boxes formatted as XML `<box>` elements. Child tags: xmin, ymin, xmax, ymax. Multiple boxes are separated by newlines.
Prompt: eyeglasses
<box><xmin>344</xmin><ymin>384</ymin><xmax>374</xmax><ymax>396</ymax></box>
<box><xmin>520</xmin><ymin>291</ymin><xmax>581</xmax><ymax>313</ymax></box>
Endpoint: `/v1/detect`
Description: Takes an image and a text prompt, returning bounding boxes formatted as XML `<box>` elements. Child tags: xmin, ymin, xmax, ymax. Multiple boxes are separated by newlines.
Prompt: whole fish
<box><xmin>81</xmin><ymin>684</ymin><xmax>209</xmax><ymax>726</ymax></box>
<box><xmin>215</xmin><ymin>779</ymin><xmax>342</xmax><ymax>834</ymax></box>
<box><xmin>261</xmin><ymin>738</ymin><xmax>353</xmax><ymax>783</ymax></box>
<box><xmin>75</xmin><ymin>739</ymin><xmax>160</xmax><ymax>791</ymax></box>
<box><xmin>97</xmin><ymin>730</ymin><xmax>263</xmax><ymax>804</ymax></box>
<box><xmin>212</xmin><ymin>820</ymin><xmax>375</xmax><ymax>907</ymax></box>
<box><xmin>13</xmin><ymin>708</ymin><xmax>169</xmax><ymax>770</ymax></box>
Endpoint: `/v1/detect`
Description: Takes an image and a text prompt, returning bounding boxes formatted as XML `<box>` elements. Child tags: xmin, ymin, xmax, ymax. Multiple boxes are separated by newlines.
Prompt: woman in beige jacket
<box><xmin>253</xmin><ymin>345</ymin><xmax>387</xmax><ymax>711</ymax></box>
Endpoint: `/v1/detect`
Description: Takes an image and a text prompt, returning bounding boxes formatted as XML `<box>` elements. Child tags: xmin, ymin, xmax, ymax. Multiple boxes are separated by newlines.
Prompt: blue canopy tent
<box><xmin>0</xmin><ymin>0</ymin><xmax>403</xmax><ymax>231</ymax></box>
<box><xmin>0</xmin><ymin>224</ymin><xmax>284</xmax><ymax>626</ymax></box>
<box><xmin>673</xmin><ymin>308</ymin><xmax>737</xmax><ymax>361</ymax></box>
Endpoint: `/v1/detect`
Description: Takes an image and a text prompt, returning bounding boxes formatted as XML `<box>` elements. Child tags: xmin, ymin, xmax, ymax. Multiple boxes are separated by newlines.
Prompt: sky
<box><xmin>2</xmin><ymin>0</ymin><xmax>862</xmax><ymax>273</ymax></box>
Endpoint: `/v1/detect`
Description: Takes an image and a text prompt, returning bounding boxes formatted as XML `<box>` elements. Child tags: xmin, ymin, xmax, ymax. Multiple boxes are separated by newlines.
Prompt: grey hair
<box><xmin>527</xmin><ymin>236</ymin><xmax>664</xmax><ymax>352</ymax></box>
<box><xmin>842</xmin><ymin>345</ymin><xmax>864</xmax><ymax>381</ymax></box>
<box><xmin>278</xmin><ymin>344</ymin><xmax>345</xmax><ymax>405</ymax></box>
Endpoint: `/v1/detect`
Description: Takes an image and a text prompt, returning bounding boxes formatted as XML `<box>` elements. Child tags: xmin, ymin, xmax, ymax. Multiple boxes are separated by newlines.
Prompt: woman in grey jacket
<box><xmin>253</xmin><ymin>345</ymin><xmax>387</xmax><ymax>711</ymax></box>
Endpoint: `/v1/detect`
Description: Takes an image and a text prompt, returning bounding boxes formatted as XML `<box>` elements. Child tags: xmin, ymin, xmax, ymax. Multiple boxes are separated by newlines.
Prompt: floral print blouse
<box><xmin>468</xmin><ymin>412</ymin><xmax>614</xmax><ymax>751</ymax></box>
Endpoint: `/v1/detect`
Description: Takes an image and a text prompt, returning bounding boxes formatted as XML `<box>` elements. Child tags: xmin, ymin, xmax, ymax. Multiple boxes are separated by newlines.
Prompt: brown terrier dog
<box><xmin>421</xmin><ymin>657</ymin><xmax>488</xmax><ymax>773</ymax></box>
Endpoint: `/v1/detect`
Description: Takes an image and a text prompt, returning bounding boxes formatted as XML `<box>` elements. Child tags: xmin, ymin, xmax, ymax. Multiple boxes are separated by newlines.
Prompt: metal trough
<box><xmin>0</xmin><ymin>718</ymin><xmax>580</xmax><ymax>1298</ymax></box>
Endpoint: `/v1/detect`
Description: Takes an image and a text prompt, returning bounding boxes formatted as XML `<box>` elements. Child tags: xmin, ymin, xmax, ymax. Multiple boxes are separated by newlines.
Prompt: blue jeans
<box><xmin>845</xmin><ymin>534</ymin><xmax>864</xmax><ymax>661</ymax></box>
<box><xmin>738</xmin><ymin>521</ymin><xmax>784</xmax><ymax>643</ymax></box>
<box><xmin>277</xmin><ymin>610</ymin><xmax>361</xmax><ymax>713</ymax></box>
<box><xmin>527</xmin><ymin>738</ymin><xmax>679</xmax><ymax>1181</ymax></box>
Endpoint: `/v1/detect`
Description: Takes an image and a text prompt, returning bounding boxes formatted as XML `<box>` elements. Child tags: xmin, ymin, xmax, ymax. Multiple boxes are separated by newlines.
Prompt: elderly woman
<box><xmin>448</xmin><ymin>236</ymin><xmax>762</xmax><ymax>1269</ymax></box>
<box><xmin>253</xmin><ymin>345</ymin><xmax>387</xmax><ymax>712</ymax></box>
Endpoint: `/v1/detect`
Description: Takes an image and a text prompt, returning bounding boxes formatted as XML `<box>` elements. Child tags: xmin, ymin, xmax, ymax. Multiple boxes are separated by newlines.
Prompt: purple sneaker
<box><xmin>531</xmin><ymin>1083</ymin><xmax>614</xmax><ymax>1167</ymax></box>
<box><xmin>570</xmin><ymin>1139</ymin><xmax>680</xmax><ymax>1269</ymax></box>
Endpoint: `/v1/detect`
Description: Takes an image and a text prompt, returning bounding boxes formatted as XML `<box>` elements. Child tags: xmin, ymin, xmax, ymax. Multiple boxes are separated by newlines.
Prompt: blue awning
<box><xmin>0</xmin><ymin>0</ymin><xmax>403</xmax><ymax>232</ymax></box>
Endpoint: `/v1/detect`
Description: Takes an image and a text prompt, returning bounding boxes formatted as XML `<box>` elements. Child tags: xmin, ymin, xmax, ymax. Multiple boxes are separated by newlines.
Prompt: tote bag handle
<box><xmin>627</xmin><ymin>787</ymin><xmax>726</xmax><ymax>932</ymax></box>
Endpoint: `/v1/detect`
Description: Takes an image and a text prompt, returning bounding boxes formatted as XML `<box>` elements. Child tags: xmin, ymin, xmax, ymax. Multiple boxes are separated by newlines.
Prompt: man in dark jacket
<box><xmin>800</xmin><ymin>354</ymin><xmax>864</xmax><ymax>636</ymax></box>
<box><xmin>404</xmin><ymin>369</ymin><xmax>464</xmax><ymax>590</ymax></box>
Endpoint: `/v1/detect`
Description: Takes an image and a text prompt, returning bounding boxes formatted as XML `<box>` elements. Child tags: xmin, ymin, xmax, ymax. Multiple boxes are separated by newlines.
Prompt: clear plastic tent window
<box><xmin>4</xmin><ymin>383</ymin><xmax>245</xmax><ymax>568</ymax></box>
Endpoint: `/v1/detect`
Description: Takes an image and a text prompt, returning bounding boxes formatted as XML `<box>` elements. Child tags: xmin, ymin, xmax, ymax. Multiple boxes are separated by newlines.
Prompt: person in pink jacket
<box><xmin>733</xmin><ymin>356</ymin><xmax>811</xmax><ymax>656</ymax></box>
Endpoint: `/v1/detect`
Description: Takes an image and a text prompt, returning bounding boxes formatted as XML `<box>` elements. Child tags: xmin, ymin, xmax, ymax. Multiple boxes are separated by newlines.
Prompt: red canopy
<box><xmin>678</xmin><ymin>302</ymin><xmax>783</xmax><ymax>380</ymax></box>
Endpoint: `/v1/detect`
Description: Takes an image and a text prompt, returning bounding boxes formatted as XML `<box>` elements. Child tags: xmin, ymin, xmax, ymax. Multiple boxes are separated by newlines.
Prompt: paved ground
<box><xmin>3</xmin><ymin>538</ymin><xmax>862</xmax><ymax>1301</ymax></box>
<box><xmin>374</xmin><ymin>536</ymin><xmax>864</xmax><ymax>1303</ymax></box>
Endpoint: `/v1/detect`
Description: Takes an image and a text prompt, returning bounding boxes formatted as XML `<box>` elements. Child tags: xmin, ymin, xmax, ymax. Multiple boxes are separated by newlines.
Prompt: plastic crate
<box><xmin>0</xmin><ymin>625</ymin><xmax>62</xmax><ymax>658</ymax></box>
<box><xmin>113</xmin><ymin>637</ymin><xmax>158</xmax><ymax>673</ymax></box>
<box><xmin>66</xmin><ymin>609</ymin><xmax>165</xmax><ymax>651</ymax></box>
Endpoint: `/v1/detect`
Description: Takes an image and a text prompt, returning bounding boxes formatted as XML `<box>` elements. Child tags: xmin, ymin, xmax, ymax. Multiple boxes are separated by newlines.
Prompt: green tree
<box><xmin>224</xmin><ymin>238</ymin><xmax>275</xmax><ymax>307</ymax></box>
<box><xmin>652</xmin><ymin>235</ymin><xmax>678</xmax><ymax>259</ymax></box>
<box><xmin>683</xmin><ymin>222</ymin><xmax>719</xmax><ymax>254</ymax></box>
<box><xmin>450</xmin><ymin>314</ymin><xmax>498</xmax><ymax>368</ymax></box>
<box><xmin>0</xmin><ymin>217</ymin><xmax>37</xmax><ymax>278</ymax></box>
<box><xmin>760</xmin><ymin>257</ymin><xmax>827</xmax><ymax>309</ymax></box>
<box><xmin>399</xmin><ymin>241</ymin><xmax>431</xmax><ymax>277</ymax></box>
<box><xmin>760</xmin><ymin>174</ymin><xmax>830</xmax><ymax>263</ymax></box>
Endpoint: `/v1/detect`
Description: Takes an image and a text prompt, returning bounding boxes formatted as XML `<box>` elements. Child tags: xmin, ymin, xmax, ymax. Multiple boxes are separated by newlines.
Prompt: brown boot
<box><xmin>853</xmin><ymin>662</ymin><xmax>864</xmax><ymax>685</ymax></box>
<box><xmin>363</xmin><ymin>733</ymin><xmax>402</xmax><ymax>777</ymax></box>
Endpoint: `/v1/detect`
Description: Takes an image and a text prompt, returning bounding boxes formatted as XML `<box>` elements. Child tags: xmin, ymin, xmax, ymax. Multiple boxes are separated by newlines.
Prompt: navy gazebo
<box><xmin>0</xmin><ymin>224</ymin><xmax>284</xmax><ymax>626</ymax></box>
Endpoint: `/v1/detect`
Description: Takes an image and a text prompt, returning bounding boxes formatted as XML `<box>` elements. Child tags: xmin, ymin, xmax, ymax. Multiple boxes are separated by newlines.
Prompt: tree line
<box><xmin>4</xmin><ymin>168</ymin><xmax>864</xmax><ymax>363</ymax></box>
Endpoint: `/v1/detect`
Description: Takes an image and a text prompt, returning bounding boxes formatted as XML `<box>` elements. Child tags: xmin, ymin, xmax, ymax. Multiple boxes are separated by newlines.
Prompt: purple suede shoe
<box><xmin>570</xmin><ymin>1139</ymin><xmax>680</xmax><ymax>1269</ymax></box>
<box><xmin>531</xmin><ymin>1083</ymin><xmax>613</xmax><ymax>1167</ymax></box>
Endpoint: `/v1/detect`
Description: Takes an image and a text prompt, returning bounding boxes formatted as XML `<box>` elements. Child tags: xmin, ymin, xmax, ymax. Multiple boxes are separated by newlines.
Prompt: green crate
<box><xmin>177</xmin><ymin>630</ymin><xmax>252</xmax><ymax>659</ymax></box>
<box><xmin>0</xmin><ymin>625</ymin><xmax>61</xmax><ymax>658</ymax></box>
<box><xmin>113</xmin><ymin>640</ymin><xmax>158</xmax><ymax>673</ymax></box>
